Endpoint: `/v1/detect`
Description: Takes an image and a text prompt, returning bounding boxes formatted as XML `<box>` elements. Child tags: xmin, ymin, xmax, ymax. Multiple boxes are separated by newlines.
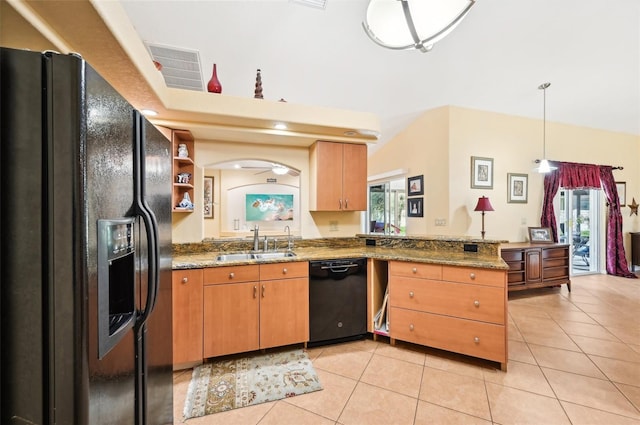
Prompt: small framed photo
<box><xmin>407</xmin><ymin>175</ymin><xmax>424</xmax><ymax>196</ymax></box>
<box><xmin>616</xmin><ymin>182</ymin><xmax>626</xmax><ymax>205</ymax></box>
<box><xmin>528</xmin><ymin>227</ymin><xmax>553</xmax><ymax>244</ymax></box>
<box><xmin>507</xmin><ymin>173</ymin><xmax>528</xmax><ymax>203</ymax></box>
<box><xmin>471</xmin><ymin>156</ymin><xmax>493</xmax><ymax>189</ymax></box>
<box><xmin>407</xmin><ymin>197</ymin><xmax>423</xmax><ymax>217</ymax></box>
<box><xmin>203</xmin><ymin>176</ymin><xmax>214</xmax><ymax>219</ymax></box>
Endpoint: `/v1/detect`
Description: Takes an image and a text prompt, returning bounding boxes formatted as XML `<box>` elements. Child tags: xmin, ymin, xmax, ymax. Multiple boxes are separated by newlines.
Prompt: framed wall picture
<box><xmin>471</xmin><ymin>156</ymin><xmax>494</xmax><ymax>189</ymax></box>
<box><xmin>507</xmin><ymin>173</ymin><xmax>528</xmax><ymax>203</ymax></box>
<box><xmin>528</xmin><ymin>227</ymin><xmax>553</xmax><ymax>243</ymax></box>
<box><xmin>203</xmin><ymin>176</ymin><xmax>214</xmax><ymax>219</ymax></box>
<box><xmin>616</xmin><ymin>181</ymin><xmax>626</xmax><ymax>205</ymax></box>
<box><xmin>407</xmin><ymin>197</ymin><xmax>423</xmax><ymax>217</ymax></box>
<box><xmin>407</xmin><ymin>175</ymin><xmax>424</xmax><ymax>196</ymax></box>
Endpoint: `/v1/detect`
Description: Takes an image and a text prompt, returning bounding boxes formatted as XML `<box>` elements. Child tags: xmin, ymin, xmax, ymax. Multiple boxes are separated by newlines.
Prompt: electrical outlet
<box><xmin>329</xmin><ymin>221</ymin><xmax>339</xmax><ymax>231</ymax></box>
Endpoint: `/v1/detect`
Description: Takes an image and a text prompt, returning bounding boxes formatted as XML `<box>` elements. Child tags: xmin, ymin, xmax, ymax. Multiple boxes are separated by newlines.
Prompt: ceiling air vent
<box><xmin>145</xmin><ymin>43</ymin><xmax>204</xmax><ymax>91</ymax></box>
<box><xmin>290</xmin><ymin>0</ymin><xmax>327</xmax><ymax>9</ymax></box>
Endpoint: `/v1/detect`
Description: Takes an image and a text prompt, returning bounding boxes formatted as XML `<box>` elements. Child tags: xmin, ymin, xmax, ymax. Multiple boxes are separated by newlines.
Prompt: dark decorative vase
<box><xmin>207</xmin><ymin>64</ymin><xmax>222</xmax><ymax>93</ymax></box>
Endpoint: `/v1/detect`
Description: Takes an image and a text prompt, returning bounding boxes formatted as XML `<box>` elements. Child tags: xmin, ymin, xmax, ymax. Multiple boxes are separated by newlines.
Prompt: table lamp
<box><xmin>474</xmin><ymin>196</ymin><xmax>494</xmax><ymax>239</ymax></box>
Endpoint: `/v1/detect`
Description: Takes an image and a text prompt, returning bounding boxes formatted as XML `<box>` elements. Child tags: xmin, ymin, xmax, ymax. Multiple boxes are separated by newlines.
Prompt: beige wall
<box><xmin>369</xmin><ymin>105</ymin><xmax>640</xmax><ymax>263</ymax></box>
<box><xmin>174</xmin><ymin>106</ymin><xmax>640</xmax><ymax>263</ymax></box>
<box><xmin>172</xmin><ymin>140</ymin><xmax>363</xmax><ymax>243</ymax></box>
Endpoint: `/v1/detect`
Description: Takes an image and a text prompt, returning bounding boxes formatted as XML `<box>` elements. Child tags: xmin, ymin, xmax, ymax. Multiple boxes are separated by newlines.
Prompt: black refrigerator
<box><xmin>1</xmin><ymin>48</ymin><xmax>173</xmax><ymax>424</ymax></box>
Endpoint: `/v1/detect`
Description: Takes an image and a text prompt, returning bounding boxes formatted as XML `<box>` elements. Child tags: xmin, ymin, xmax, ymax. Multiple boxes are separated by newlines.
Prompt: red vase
<box><xmin>207</xmin><ymin>63</ymin><xmax>222</xmax><ymax>93</ymax></box>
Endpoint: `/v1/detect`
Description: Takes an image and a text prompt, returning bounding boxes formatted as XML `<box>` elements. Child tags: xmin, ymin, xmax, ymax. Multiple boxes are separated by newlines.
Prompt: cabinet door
<box><xmin>203</xmin><ymin>282</ymin><xmax>259</xmax><ymax>358</ymax></box>
<box><xmin>341</xmin><ymin>143</ymin><xmax>367</xmax><ymax>211</ymax></box>
<box><xmin>172</xmin><ymin>269</ymin><xmax>203</xmax><ymax>365</ymax></box>
<box><xmin>525</xmin><ymin>249</ymin><xmax>542</xmax><ymax>283</ymax></box>
<box><xmin>259</xmin><ymin>278</ymin><xmax>309</xmax><ymax>349</ymax></box>
<box><xmin>312</xmin><ymin>141</ymin><xmax>343</xmax><ymax>211</ymax></box>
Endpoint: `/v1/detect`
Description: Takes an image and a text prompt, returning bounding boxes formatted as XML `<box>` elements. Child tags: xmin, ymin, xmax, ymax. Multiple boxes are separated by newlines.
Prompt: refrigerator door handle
<box><xmin>133</xmin><ymin>112</ymin><xmax>159</xmax><ymax>327</ymax></box>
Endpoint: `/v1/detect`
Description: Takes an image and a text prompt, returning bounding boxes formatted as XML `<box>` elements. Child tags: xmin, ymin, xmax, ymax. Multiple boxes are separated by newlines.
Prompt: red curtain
<box><xmin>541</xmin><ymin>170</ymin><xmax>560</xmax><ymax>243</ymax></box>
<box><xmin>540</xmin><ymin>161</ymin><xmax>636</xmax><ymax>279</ymax></box>
<box><xmin>599</xmin><ymin>166</ymin><xmax>636</xmax><ymax>278</ymax></box>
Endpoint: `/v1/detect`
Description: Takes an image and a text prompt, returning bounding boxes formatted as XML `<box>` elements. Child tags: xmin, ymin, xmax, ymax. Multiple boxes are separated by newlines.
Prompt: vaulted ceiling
<box><xmin>4</xmin><ymin>0</ymin><xmax>639</xmax><ymax>154</ymax></box>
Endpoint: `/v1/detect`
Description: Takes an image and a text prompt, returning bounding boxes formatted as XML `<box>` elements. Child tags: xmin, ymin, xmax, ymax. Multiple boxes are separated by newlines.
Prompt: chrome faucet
<box><xmin>284</xmin><ymin>225</ymin><xmax>293</xmax><ymax>251</ymax></box>
<box><xmin>252</xmin><ymin>225</ymin><xmax>259</xmax><ymax>251</ymax></box>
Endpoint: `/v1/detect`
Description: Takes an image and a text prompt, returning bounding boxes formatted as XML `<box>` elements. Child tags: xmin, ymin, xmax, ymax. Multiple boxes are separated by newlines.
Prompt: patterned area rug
<box><xmin>183</xmin><ymin>348</ymin><xmax>322</xmax><ymax>419</ymax></box>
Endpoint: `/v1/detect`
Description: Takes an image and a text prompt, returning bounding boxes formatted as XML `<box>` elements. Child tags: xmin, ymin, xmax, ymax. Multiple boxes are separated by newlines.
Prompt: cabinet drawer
<box><xmin>389</xmin><ymin>277</ymin><xmax>505</xmax><ymax>324</ymax></box>
<box><xmin>260</xmin><ymin>261</ymin><xmax>308</xmax><ymax>280</ymax></box>
<box><xmin>545</xmin><ymin>257</ymin><xmax>568</xmax><ymax>268</ymax></box>
<box><xmin>389</xmin><ymin>261</ymin><xmax>442</xmax><ymax>280</ymax></box>
<box><xmin>543</xmin><ymin>267</ymin><xmax>569</xmax><ymax>280</ymax></box>
<box><xmin>390</xmin><ymin>307</ymin><xmax>506</xmax><ymax>364</ymax></box>
<box><xmin>501</xmin><ymin>250</ymin><xmax>523</xmax><ymax>262</ymax></box>
<box><xmin>203</xmin><ymin>265</ymin><xmax>260</xmax><ymax>285</ymax></box>
<box><xmin>543</xmin><ymin>247</ymin><xmax>569</xmax><ymax>259</ymax></box>
<box><xmin>442</xmin><ymin>266</ymin><xmax>505</xmax><ymax>287</ymax></box>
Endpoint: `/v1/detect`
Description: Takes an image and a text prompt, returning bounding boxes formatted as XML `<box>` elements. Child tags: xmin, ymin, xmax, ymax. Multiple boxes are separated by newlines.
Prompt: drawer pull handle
<box><xmin>409</xmin><ymin>291</ymin><xmax>415</xmax><ymax>298</ymax></box>
<box><xmin>412</xmin><ymin>267</ymin><xmax>417</xmax><ymax>274</ymax></box>
<box><xmin>282</xmin><ymin>268</ymin><xmax>288</xmax><ymax>274</ymax></box>
<box><xmin>469</xmin><ymin>272</ymin><xmax>476</xmax><ymax>280</ymax></box>
<box><xmin>262</xmin><ymin>284</ymin><xmax>265</xmax><ymax>298</ymax></box>
<box><xmin>474</xmin><ymin>300</ymin><xmax>480</xmax><ymax>307</ymax></box>
<box><xmin>474</xmin><ymin>337</ymin><xmax>480</xmax><ymax>344</ymax></box>
<box><xmin>229</xmin><ymin>272</ymin><xmax>235</xmax><ymax>279</ymax></box>
<box><xmin>253</xmin><ymin>285</ymin><xmax>257</xmax><ymax>298</ymax></box>
<box><xmin>409</xmin><ymin>324</ymin><xmax>414</xmax><ymax>331</ymax></box>
<box><xmin>181</xmin><ymin>277</ymin><xmax>188</xmax><ymax>284</ymax></box>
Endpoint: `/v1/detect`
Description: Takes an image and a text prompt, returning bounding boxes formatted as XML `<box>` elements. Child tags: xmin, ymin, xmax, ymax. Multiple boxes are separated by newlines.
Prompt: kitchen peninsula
<box><xmin>172</xmin><ymin>235</ymin><xmax>510</xmax><ymax>371</ymax></box>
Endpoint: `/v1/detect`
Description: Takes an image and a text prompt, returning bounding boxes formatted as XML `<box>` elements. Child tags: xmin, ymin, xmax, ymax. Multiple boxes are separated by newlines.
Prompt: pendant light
<box><xmin>362</xmin><ymin>0</ymin><xmax>476</xmax><ymax>53</ymax></box>
<box><xmin>535</xmin><ymin>82</ymin><xmax>557</xmax><ymax>173</ymax></box>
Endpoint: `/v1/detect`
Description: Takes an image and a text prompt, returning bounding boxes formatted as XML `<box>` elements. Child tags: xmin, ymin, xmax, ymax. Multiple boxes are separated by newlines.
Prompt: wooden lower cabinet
<box><xmin>172</xmin><ymin>269</ymin><xmax>204</xmax><ymax>367</ymax></box>
<box><xmin>203</xmin><ymin>282</ymin><xmax>260</xmax><ymax>357</ymax></box>
<box><xmin>388</xmin><ymin>261</ymin><xmax>507</xmax><ymax>370</ymax></box>
<box><xmin>259</xmin><ymin>277</ymin><xmax>309</xmax><ymax>349</ymax></box>
<box><xmin>501</xmin><ymin>243</ymin><xmax>570</xmax><ymax>291</ymax></box>
<box><xmin>202</xmin><ymin>262</ymin><xmax>309</xmax><ymax>358</ymax></box>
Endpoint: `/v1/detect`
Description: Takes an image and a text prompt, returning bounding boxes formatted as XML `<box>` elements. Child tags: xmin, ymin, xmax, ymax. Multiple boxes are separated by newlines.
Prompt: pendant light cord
<box><xmin>538</xmin><ymin>82</ymin><xmax>550</xmax><ymax>158</ymax></box>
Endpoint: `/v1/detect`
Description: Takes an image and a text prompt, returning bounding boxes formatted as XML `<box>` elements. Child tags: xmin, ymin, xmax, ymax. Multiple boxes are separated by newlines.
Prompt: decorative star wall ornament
<box><xmin>629</xmin><ymin>198</ymin><xmax>639</xmax><ymax>216</ymax></box>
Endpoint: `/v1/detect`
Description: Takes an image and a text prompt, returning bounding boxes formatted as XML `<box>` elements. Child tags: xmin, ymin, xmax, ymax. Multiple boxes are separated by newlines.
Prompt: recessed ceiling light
<box><xmin>141</xmin><ymin>109</ymin><xmax>158</xmax><ymax>116</ymax></box>
<box><xmin>344</xmin><ymin>130</ymin><xmax>357</xmax><ymax>136</ymax></box>
<box><xmin>274</xmin><ymin>123</ymin><xmax>288</xmax><ymax>130</ymax></box>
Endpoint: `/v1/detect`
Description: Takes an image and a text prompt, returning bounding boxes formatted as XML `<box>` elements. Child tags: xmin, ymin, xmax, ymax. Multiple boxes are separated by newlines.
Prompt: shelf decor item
<box><xmin>207</xmin><ymin>63</ymin><xmax>222</xmax><ymax>93</ymax></box>
<box><xmin>528</xmin><ymin>227</ymin><xmax>553</xmax><ymax>243</ymax></box>
<box><xmin>254</xmin><ymin>69</ymin><xmax>263</xmax><ymax>99</ymax></box>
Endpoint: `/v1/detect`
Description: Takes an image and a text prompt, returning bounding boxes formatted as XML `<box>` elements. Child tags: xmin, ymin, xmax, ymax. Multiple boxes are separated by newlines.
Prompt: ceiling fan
<box><xmin>237</xmin><ymin>162</ymin><xmax>300</xmax><ymax>177</ymax></box>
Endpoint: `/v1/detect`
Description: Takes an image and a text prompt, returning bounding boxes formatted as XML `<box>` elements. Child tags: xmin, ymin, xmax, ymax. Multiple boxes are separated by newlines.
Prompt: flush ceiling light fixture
<box><xmin>362</xmin><ymin>0</ymin><xmax>476</xmax><ymax>53</ymax></box>
<box><xmin>534</xmin><ymin>82</ymin><xmax>557</xmax><ymax>173</ymax></box>
<box><xmin>272</xmin><ymin>164</ymin><xmax>289</xmax><ymax>175</ymax></box>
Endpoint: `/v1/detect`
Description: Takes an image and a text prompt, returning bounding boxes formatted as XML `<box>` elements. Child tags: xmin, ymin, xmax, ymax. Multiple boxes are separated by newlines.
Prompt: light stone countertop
<box><xmin>171</xmin><ymin>245</ymin><xmax>508</xmax><ymax>270</ymax></box>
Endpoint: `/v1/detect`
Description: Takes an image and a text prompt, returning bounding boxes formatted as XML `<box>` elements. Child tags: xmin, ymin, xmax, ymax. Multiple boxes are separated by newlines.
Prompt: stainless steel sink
<box><xmin>252</xmin><ymin>251</ymin><xmax>297</xmax><ymax>260</ymax></box>
<box><xmin>215</xmin><ymin>253</ymin><xmax>255</xmax><ymax>261</ymax></box>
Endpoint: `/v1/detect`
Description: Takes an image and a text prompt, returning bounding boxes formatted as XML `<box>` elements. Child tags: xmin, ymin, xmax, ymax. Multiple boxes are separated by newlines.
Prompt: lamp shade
<box><xmin>363</xmin><ymin>0</ymin><xmax>476</xmax><ymax>52</ymax></box>
<box><xmin>474</xmin><ymin>196</ymin><xmax>494</xmax><ymax>212</ymax></box>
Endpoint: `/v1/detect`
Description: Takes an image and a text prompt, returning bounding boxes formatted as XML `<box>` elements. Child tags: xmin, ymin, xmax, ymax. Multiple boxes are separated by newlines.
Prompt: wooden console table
<box><xmin>501</xmin><ymin>243</ymin><xmax>571</xmax><ymax>292</ymax></box>
<box><xmin>631</xmin><ymin>232</ymin><xmax>640</xmax><ymax>272</ymax></box>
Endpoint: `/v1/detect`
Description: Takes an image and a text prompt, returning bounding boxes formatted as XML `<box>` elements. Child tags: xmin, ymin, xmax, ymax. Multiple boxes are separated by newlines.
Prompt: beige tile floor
<box><xmin>173</xmin><ymin>274</ymin><xmax>640</xmax><ymax>424</ymax></box>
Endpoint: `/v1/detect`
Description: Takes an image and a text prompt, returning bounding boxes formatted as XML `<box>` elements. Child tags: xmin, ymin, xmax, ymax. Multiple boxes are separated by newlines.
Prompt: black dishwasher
<box><xmin>308</xmin><ymin>258</ymin><xmax>367</xmax><ymax>346</ymax></box>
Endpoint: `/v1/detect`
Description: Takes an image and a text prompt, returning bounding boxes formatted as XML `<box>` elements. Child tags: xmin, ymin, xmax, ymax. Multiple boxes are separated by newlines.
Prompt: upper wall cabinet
<box><xmin>171</xmin><ymin>130</ymin><xmax>195</xmax><ymax>213</ymax></box>
<box><xmin>309</xmin><ymin>141</ymin><xmax>367</xmax><ymax>211</ymax></box>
